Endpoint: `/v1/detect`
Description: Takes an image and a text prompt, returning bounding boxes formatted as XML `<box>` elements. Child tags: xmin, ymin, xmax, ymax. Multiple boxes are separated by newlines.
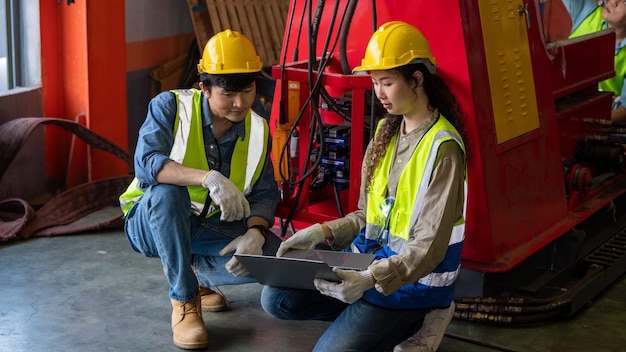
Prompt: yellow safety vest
<box><xmin>119</xmin><ymin>88</ymin><xmax>269</xmax><ymax>217</ymax></box>
<box><xmin>365</xmin><ymin>116</ymin><xmax>466</xmax><ymax>252</ymax></box>
<box><xmin>356</xmin><ymin>115</ymin><xmax>468</xmax><ymax>309</ymax></box>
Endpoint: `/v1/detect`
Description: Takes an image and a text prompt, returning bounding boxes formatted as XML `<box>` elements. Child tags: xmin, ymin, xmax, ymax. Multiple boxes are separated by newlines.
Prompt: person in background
<box><xmin>119</xmin><ymin>29</ymin><xmax>280</xmax><ymax>350</ymax></box>
<box><xmin>563</xmin><ymin>0</ymin><xmax>626</xmax><ymax>122</ymax></box>
<box><xmin>260</xmin><ymin>21</ymin><xmax>468</xmax><ymax>352</ymax></box>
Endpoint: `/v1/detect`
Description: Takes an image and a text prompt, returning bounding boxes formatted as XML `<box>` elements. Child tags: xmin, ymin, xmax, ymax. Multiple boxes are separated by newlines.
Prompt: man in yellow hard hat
<box><xmin>119</xmin><ymin>29</ymin><xmax>280</xmax><ymax>350</ymax></box>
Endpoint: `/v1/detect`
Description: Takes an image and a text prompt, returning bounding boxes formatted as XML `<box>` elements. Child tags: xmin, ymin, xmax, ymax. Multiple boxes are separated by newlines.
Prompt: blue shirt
<box><xmin>563</xmin><ymin>0</ymin><xmax>599</xmax><ymax>31</ymax></box>
<box><xmin>133</xmin><ymin>91</ymin><xmax>280</xmax><ymax>225</ymax></box>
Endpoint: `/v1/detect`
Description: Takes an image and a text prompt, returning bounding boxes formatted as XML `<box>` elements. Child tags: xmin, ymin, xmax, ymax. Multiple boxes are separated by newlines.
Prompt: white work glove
<box><xmin>202</xmin><ymin>170</ymin><xmax>251</xmax><ymax>221</ymax></box>
<box><xmin>276</xmin><ymin>223</ymin><xmax>325</xmax><ymax>257</ymax></box>
<box><xmin>219</xmin><ymin>229</ymin><xmax>265</xmax><ymax>277</ymax></box>
<box><xmin>314</xmin><ymin>268</ymin><xmax>375</xmax><ymax>304</ymax></box>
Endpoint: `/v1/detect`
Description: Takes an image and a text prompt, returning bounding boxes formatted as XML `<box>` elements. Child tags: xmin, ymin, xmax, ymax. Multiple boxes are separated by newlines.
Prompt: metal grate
<box><xmin>584</xmin><ymin>230</ymin><xmax>626</xmax><ymax>267</ymax></box>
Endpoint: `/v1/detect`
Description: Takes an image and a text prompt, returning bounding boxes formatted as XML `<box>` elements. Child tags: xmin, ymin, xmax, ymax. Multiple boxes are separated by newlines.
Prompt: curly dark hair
<box><xmin>363</xmin><ymin>63</ymin><xmax>469</xmax><ymax>188</ymax></box>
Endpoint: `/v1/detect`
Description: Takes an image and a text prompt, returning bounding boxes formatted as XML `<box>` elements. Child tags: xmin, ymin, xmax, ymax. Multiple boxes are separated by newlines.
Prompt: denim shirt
<box><xmin>133</xmin><ymin>90</ymin><xmax>279</xmax><ymax>225</ymax></box>
<box><xmin>562</xmin><ymin>0</ymin><xmax>599</xmax><ymax>31</ymax></box>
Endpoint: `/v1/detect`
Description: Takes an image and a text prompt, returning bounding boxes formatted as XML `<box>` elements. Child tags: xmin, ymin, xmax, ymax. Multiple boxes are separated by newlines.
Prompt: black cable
<box><xmin>279</xmin><ymin>0</ymin><xmax>353</xmax><ymax>233</ymax></box>
<box><xmin>276</xmin><ymin>0</ymin><xmax>352</xmax><ymax>184</ymax></box>
<box><xmin>369</xmin><ymin>0</ymin><xmax>378</xmax><ymax>141</ymax></box>
<box><xmin>274</xmin><ymin>1</ymin><xmax>322</xmax><ymax>234</ymax></box>
<box><xmin>371</xmin><ymin>0</ymin><xmax>377</xmax><ymax>30</ymax></box>
<box><xmin>275</xmin><ymin>0</ymin><xmax>298</xmax><ymax>236</ymax></box>
<box><xmin>583</xmin><ymin>117</ymin><xmax>626</xmax><ymax>128</ymax></box>
<box><xmin>316</xmin><ymin>0</ymin><xmax>338</xmax><ymax>77</ymax></box>
<box><xmin>315</xmin><ymin>0</ymin><xmax>380</xmax><ymax>134</ymax></box>
<box><xmin>311</xmin><ymin>0</ymin><xmax>325</xmax><ymax>44</ymax></box>
<box><xmin>306</xmin><ymin>0</ymin><xmax>324</xmax><ymax>184</ymax></box>
<box><xmin>339</xmin><ymin>0</ymin><xmax>358</xmax><ymax>74</ymax></box>
<box><xmin>315</xmin><ymin>1</ymin><xmax>351</xmax><ymax>121</ymax></box>
<box><xmin>281</xmin><ymin>175</ymin><xmax>306</xmax><ymax>237</ymax></box>
<box><xmin>454</xmin><ymin>299</ymin><xmax>571</xmax><ymax>315</ymax></box>
<box><xmin>319</xmin><ymin>86</ymin><xmax>351</xmax><ymax>121</ymax></box>
<box><xmin>333</xmin><ymin>183</ymin><xmax>344</xmax><ymax>217</ymax></box>
<box><xmin>279</xmin><ymin>0</ymin><xmax>318</xmax><ymax>235</ymax></box>
<box><xmin>454</xmin><ymin>307</ymin><xmax>568</xmax><ymax>326</ymax></box>
<box><xmin>315</xmin><ymin>0</ymin><xmax>375</xmax><ymax>129</ymax></box>
<box><xmin>278</xmin><ymin>0</ymin><xmax>299</xmax><ymax>125</ymax></box>
<box><xmin>454</xmin><ymin>289</ymin><xmax>574</xmax><ymax>326</ymax></box>
<box><xmin>291</xmin><ymin>1</ymin><xmax>307</xmax><ymax>62</ymax></box>
<box><xmin>455</xmin><ymin>295</ymin><xmax>564</xmax><ymax>307</ymax></box>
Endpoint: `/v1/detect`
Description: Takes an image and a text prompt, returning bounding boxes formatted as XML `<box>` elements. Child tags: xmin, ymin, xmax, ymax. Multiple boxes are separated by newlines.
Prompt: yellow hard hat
<box><xmin>352</xmin><ymin>21</ymin><xmax>437</xmax><ymax>73</ymax></box>
<box><xmin>197</xmin><ymin>29</ymin><xmax>262</xmax><ymax>74</ymax></box>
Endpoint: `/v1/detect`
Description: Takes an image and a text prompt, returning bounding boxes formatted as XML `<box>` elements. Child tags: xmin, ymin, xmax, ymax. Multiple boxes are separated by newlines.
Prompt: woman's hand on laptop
<box><xmin>276</xmin><ymin>223</ymin><xmax>326</xmax><ymax>257</ymax></box>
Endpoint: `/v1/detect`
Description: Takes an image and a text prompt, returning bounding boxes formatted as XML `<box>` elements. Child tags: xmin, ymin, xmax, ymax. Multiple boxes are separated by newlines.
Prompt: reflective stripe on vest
<box><xmin>417</xmin><ymin>223</ymin><xmax>464</xmax><ymax>288</ymax></box>
<box><xmin>242</xmin><ymin>113</ymin><xmax>265</xmax><ymax>196</ymax></box>
<box><xmin>119</xmin><ymin>88</ymin><xmax>268</xmax><ymax>216</ymax></box>
<box><xmin>170</xmin><ymin>90</ymin><xmax>196</xmax><ymax>163</ymax></box>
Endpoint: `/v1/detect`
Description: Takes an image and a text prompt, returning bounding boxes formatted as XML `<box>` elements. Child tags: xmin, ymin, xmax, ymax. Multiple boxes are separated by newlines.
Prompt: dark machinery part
<box><xmin>276</xmin><ymin>0</ymin><xmax>377</xmax><ymax>236</ymax></box>
<box><xmin>273</xmin><ymin>1</ymin><xmax>626</xmax><ymax>330</ymax></box>
<box><xmin>562</xmin><ymin>139</ymin><xmax>624</xmax><ymax>201</ymax></box>
<box><xmin>454</xmin><ymin>193</ymin><xmax>626</xmax><ymax>325</ymax></box>
<box><xmin>574</xmin><ymin>140</ymin><xmax>624</xmax><ymax>172</ymax></box>
<box><xmin>564</xmin><ymin>163</ymin><xmax>592</xmax><ymax>199</ymax></box>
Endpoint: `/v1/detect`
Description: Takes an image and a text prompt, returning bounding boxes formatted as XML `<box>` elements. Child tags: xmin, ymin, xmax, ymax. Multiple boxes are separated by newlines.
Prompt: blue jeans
<box><xmin>124</xmin><ymin>183</ymin><xmax>280</xmax><ymax>302</ymax></box>
<box><xmin>261</xmin><ymin>286</ymin><xmax>430</xmax><ymax>352</ymax></box>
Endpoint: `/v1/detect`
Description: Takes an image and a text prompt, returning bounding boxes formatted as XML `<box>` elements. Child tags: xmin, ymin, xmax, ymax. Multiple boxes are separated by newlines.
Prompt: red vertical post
<box><xmin>39</xmin><ymin>0</ymin><xmax>128</xmax><ymax>190</ymax></box>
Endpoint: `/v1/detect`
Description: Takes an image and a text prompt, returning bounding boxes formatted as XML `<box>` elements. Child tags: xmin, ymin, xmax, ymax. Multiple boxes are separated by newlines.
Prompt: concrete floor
<box><xmin>1</xmin><ymin>225</ymin><xmax>625</xmax><ymax>352</ymax></box>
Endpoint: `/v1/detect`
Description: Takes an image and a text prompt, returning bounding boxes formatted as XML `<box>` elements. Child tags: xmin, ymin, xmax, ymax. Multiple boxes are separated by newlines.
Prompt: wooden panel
<box><xmin>186</xmin><ymin>0</ymin><xmax>214</xmax><ymax>51</ymax></box>
<box><xmin>186</xmin><ymin>0</ymin><xmax>289</xmax><ymax>67</ymax></box>
<box><xmin>261</xmin><ymin>1</ymin><xmax>282</xmax><ymax>55</ymax></box>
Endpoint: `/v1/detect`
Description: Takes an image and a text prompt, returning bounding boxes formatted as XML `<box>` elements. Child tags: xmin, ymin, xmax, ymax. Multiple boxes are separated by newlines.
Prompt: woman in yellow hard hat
<box><xmin>120</xmin><ymin>29</ymin><xmax>281</xmax><ymax>350</ymax></box>
<box><xmin>261</xmin><ymin>21</ymin><xmax>468</xmax><ymax>352</ymax></box>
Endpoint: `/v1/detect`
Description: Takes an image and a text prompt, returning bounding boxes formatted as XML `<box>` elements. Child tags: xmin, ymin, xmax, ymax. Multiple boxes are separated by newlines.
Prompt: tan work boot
<box><xmin>171</xmin><ymin>296</ymin><xmax>208</xmax><ymax>350</ymax></box>
<box><xmin>199</xmin><ymin>286</ymin><xmax>227</xmax><ymax>312</ymax></box>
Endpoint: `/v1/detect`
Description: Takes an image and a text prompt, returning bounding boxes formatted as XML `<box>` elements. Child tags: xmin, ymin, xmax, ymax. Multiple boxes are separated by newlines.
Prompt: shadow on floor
<box><xmin>1</xmin><ymin>231</ymin><xmax>624</xmax><ymax>352</ymax></box>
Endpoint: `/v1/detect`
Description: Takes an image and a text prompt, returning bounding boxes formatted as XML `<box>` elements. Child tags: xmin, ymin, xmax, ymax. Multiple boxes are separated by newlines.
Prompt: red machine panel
<box><xmin>270</xmin><ymin>0</ymin><xmax>626</xmax><ymax>274</ymax></box>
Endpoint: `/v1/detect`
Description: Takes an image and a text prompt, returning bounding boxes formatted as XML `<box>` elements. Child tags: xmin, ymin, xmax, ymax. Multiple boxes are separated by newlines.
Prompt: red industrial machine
<box><xmin>269</xmin><ymin>0</ymin><xmax>626</xmax><ymax>324</ymax></box>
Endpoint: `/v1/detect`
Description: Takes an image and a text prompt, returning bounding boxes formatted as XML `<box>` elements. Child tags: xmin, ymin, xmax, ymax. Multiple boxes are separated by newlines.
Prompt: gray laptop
<box><xmin>235</xmin><ymin>249</ymin><xmax>375</xmax><ymax>290</ymax></box>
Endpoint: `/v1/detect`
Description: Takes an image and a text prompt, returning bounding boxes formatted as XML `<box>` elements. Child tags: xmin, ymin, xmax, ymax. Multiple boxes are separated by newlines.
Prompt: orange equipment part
<box><xmin>273</xmin><ymin>124</ymin><xmax>292</xmax><ymax>182</ymax></box>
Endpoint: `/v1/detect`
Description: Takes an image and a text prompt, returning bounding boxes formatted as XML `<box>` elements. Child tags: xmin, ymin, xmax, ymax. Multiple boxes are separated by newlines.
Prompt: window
<box><xmin>0</xmin><ymin>1</ymin><xmax>9</xmax><ymax>91</ymax></box>
<box><xmin>0</xmin><ymin>0</ymin><xmax>40</xmax><ymax>93</ymax></box>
